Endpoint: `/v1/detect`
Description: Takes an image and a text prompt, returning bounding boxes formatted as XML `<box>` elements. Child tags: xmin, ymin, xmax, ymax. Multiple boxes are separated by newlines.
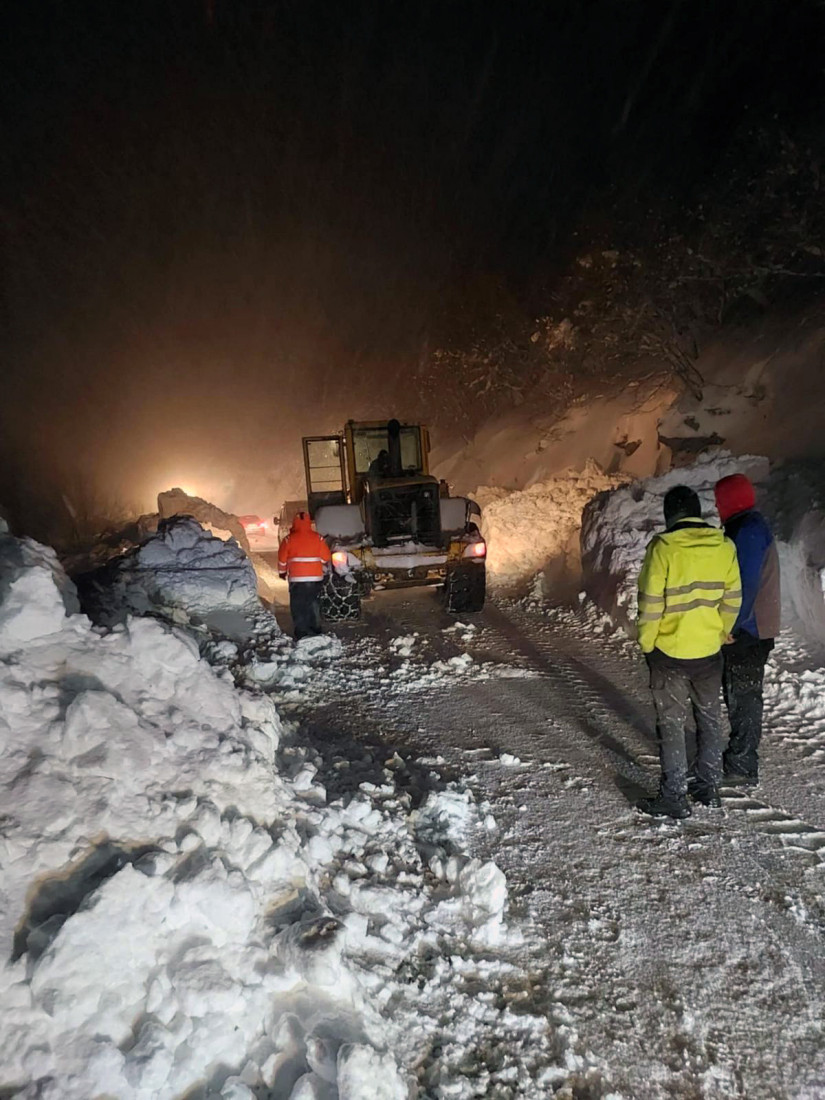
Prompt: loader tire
<box><xmin>320</xmin><ymin>572</ymin><xmax>362</xmax><ymax>622</ymax></box>
<box><xmin>444</xmin><ymin>563</ymin><xmax>486</xmax><ymax>613</ymax></box>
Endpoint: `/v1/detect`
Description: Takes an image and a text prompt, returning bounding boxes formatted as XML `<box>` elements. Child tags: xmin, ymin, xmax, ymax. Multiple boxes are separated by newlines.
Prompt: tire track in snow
<box><xmin>321</xmin><ymin>591</ymin><xmax>825</xmax><ymax>878</ymax></box>
<box><xmin>486</xmin><ymin>601</ymin><xmax>825</xmax><ymax>874</ymax></box>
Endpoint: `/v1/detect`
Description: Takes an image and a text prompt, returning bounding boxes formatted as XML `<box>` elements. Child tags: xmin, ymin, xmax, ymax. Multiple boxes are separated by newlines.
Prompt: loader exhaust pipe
<box><xmin>387</xmin><ymin>418</ymin><xmax>403</xmax><ymax>478</ymax></box>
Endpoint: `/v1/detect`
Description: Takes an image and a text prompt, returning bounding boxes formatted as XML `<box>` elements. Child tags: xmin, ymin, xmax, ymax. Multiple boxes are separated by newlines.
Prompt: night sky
<box><xmin>2</xmin><ymin>1</ymin><xmax>822</xmax><ymax>529</ymax></box>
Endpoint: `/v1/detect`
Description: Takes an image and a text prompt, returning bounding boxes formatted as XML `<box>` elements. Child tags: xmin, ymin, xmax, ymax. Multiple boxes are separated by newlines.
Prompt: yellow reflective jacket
<box><xmin>637</xmin><ymin>518</ymin><xmax>742</xmax><ymax>659</ymax></box>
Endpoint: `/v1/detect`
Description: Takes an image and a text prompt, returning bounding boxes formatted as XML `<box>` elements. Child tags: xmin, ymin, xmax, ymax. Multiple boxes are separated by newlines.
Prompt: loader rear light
<box><xmin>332</xmin><ymin>551</ymin><xmax>349</xmax><ymax>568</ymax></box>
<box><xmin>466</xmin><ymin>540</ymin><xmax>487</xmax><ymax>558</ymax></box>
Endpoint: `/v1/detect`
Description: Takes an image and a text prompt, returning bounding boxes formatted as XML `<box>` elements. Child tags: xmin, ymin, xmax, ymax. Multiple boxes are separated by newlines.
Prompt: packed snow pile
<box><xmin>476</xmin><ymin>461</ymin><xmax>625</xmax><ymax>590</ymax></box>
<box><xmin>158</xmin><ymin>486</ymin><xmax>250</xmax><ymax>551</ymax></box>
<box><xmin>580</xmin><ymin>450</ymin><xmax>770</xmax><ymax>634</ymax></box>
<box><xmin>0</xmin><ymin>532</ymin><xmax>559</xmax><ymax>1098</ymax></box>
<box><xmin>79</xmin><ymin>515</ymin><xmax>262</xmax><ymax>628</ymax></box>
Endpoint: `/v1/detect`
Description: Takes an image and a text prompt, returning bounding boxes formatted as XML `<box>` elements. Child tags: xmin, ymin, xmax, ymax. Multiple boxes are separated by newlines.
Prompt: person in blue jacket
<box><xmin>714</xmin><ymin>474</ymin><xmax>781</xmax><ymax>785</ymax></box>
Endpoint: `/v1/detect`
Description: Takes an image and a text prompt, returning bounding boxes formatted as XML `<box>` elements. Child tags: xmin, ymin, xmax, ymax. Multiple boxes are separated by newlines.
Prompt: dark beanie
<box><xmin>663</xmin><ymin>485</ymin><xmax>702</xmax><ymax>528</ymax></box>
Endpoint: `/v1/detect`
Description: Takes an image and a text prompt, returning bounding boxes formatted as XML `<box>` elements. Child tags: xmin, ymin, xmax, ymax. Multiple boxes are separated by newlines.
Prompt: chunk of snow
<box><xmin>389</xmin><ymin>633</ymin><xmax>417</xmax><ymax>657</ymax></box>
<box><xmin>0</xmin><ymin>535</ymin><xmax>80</xmax><ymax>652</ymax></box>
<box><xmin>90</xmin><ymin>515</ymin><xmax>262</xmax><ymax>625</ymax></box>
<box><xmin>336</xmin><ymin>1045</ymin><xmax>407</xmax><ymax>1100</ymax></box>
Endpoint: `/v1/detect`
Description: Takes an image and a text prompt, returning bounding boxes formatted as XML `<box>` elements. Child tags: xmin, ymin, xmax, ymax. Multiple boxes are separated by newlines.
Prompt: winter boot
<box><xmin>636</xmin><ymin>793</ymin><xmax>692</xmax><ymax>820</ymax></box>
<box><xmin>723</xmin><ymin>769</ymin><xmax>758</xmax><ymax>788</ymax></box>
<box><xmin>691</xmin><ymin>785</ymin><xmax>722</xmax><ymax>808</ymax></box>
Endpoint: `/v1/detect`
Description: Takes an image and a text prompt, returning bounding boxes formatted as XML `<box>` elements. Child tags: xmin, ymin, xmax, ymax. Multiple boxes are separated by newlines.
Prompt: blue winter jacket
<box><xmin>723</xmin><ymin>509</ymin><xmax>781</xmax><ymax>640</ymax></box>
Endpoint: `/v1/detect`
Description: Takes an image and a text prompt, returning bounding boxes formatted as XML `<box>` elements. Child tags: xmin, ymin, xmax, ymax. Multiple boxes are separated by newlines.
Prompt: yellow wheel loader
<box><xmin>290</xmin><ymin>419</ymin><xmax>486</xmax><ymax>621</ymax></box>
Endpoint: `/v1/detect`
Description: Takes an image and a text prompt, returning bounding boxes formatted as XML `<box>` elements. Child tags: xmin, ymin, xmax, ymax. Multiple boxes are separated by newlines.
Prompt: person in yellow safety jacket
<box><xmin>636</xmin><ymin>485</ymin><xmax>742</xmax><ymax>820</ymax></box>
<box><xmin>277</xmin><ymin>512</ymin><xmax>332</xmax><ymax>640</ymax></box>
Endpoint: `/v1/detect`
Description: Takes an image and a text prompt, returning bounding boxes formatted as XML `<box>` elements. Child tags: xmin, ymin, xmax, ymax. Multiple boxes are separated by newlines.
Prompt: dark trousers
<box><xmin>649</xmin><ymin>651</ymin><xmax>724</xmax><ymax>800</ymax></box>
<box><xmin>289</xmin><ymin>581</ymin><xmax>323</xmax><ymax>640</ymax></box>
<box><xmin>723</xmin><ymin>636</ymin><xmax>773</xmax><ymax>778</ymax></box>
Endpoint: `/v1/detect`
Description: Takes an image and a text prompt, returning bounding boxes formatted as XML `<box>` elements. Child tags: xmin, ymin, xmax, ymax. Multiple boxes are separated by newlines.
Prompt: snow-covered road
<box><xmin>292</xmin><ymin>587</ymin><xmax>825</xmax><ymax>1099</ymax></box>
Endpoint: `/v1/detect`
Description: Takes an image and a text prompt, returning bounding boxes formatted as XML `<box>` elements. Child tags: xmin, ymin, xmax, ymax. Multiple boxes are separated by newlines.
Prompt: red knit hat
<box><xmin>714</xmin><ymin>473</ymin><xmax>756</xmax><ymax>522</ymax></box>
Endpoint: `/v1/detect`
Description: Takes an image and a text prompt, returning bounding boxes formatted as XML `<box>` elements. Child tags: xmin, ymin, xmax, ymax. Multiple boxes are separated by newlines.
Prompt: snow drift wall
<box><xmin>580</xmin><ymin>451</ymin><xmax>770</xmax><ymax>636</ymax></box>
<box><xmin>762</xmin><ymin>462</ymin><xmax>825</xmax><ymax>646</ymax></box>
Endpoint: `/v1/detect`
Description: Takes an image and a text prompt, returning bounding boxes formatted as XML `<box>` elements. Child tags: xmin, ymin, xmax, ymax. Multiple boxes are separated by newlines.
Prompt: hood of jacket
<box><xmin>715</xmin><ymin>474</ymin><xmax>756</xmax><ymax>524</ymax></box>
<box><xmin>291</xmin><ymin>512</ymin><xmax>313</xmax><ymax>535</ymax></box>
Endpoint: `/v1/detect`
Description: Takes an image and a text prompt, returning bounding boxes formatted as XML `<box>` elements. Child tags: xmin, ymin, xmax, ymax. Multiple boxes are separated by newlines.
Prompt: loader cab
<box><xmin>346</xmin><ymin>419</ymin><xmax>430</xmax><ymax>503</ymax></box>
<box><xmin>348</xmin><ymin>420</ymin><xmax>440</xmax><ymax>548</ymax></box>
<box><xmin>303</xmin><ymin>419</ymin><xmax>440</xmax><ymax>547</ymax></box>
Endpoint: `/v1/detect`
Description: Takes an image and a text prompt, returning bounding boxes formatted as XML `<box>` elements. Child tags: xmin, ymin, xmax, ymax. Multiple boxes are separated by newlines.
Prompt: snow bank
<box><xmin>580</xmin><ymin>451</ymin><xmax>770</xmax><ymax>633</ymax></box>
<box><xmin>0</xmin><ymin>533</ymin><xmax>80</xmax><ymax>653</ymax></box>
<box><xmin>0</xmin><ymin>550</ymin><xmax>300</xmax><ymax>1097</ymax></box>
<box><xmin>476</xmin><ymin>461</ymin><xmax>624</xmax><ymax>590</ymax></box>
<box><xmin>1</xmin><ymin>533</ymin><xmax>555</xmax><ymax>1097</ymax></box>
<box><xmin>581</xmin><ymin>450</ymin><xmax>825</xmax><ymax>646</ymax></box>
<box><xmin>82</xmin><ymin>515</ymin><xmax>261</xmax><ymax>627</ymax></box>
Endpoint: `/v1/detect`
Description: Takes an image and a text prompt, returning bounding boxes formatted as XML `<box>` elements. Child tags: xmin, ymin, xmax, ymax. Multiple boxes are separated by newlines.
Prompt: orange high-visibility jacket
<box><xmin>278</xmin><ymin>513</ymin><xmax>331</xmax><ymax>583</ymax></box>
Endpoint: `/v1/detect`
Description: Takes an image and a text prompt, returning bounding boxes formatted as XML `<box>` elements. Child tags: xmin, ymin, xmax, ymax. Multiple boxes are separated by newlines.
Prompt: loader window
<box><xmin>303</xmin><ymin>436</ymin><xmax>346</xmax><ymax>508</ymax></box>
<box><xmin>352</xmin><ymin>427</ymin><xmax>422</xmax><ymax>475</ymax></box>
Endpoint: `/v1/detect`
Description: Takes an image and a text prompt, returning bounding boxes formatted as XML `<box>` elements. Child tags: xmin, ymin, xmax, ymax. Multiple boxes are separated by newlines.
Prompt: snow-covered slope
<box><xmin>658</xmin><ymin>309</ymin><xmax>825</xmax><ymax>463</ymax></box>
<box><xmin>475</xmin><ymin>461</ymin><xmax>624</xmax><ymax>592</ymax></box>
<box><xmin>433</xmin><ymin>379</ymin><xmax>675</xmax><ymax>497</ymax></box>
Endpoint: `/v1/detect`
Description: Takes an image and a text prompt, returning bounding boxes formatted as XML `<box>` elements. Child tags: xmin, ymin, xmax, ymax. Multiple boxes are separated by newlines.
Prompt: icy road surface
<box><xmin>275</xmin><ymin>587</ymin><xmax>825</xmax><ymax>1099</ymax></box>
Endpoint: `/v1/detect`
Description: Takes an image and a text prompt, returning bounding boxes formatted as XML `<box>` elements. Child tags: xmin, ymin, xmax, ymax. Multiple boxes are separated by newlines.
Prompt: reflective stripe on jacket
<box><xmin>637</xmin><ymin>518</ymin><xmax>742</xmax><ymax>659</ymax></box>
<box><xmin>278</xmin><ymin>514</ymin><xmax>331</xmax><ymax>583</ymax></box>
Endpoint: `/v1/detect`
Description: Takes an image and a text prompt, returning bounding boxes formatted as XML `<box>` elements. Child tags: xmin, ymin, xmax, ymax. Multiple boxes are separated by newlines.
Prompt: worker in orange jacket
<box><xmin>277</xmin><ymin>512</ymin><xmax>332</xmax><ymax>639</ymax></box>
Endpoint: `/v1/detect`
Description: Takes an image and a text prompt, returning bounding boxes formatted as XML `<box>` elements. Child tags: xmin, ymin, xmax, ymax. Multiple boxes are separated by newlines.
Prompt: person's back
<box><xmin>278</xmin><ymin>512</ymin><xmax>331</xmax><ymax>639</ymax></box>
<box><xmin>721</xmin><ymin>507</ymin><xmax>780</xmax><ymax>642</ymax></box>
<box><xmin>636</xmin><ymin>485</ymin><xmax>742</xmax><ymax>819</ymax></box>
<box><xmin>638</xmin><ymin>518</ymin><xmax>742</xmax><ymax>661</ymax></box>
<box><xmin>714</xmin><ymin>474</ymin><xmax>780</xmax><ymax>783</ymax></box>
<box><xmin>278</xmin><ymin>513</ymin><xmax>330</xmax><ymax>582</ymax></box>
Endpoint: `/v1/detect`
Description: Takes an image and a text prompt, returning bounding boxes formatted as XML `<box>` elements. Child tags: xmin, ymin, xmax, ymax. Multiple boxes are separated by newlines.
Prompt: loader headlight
<box><xmin>464</xmin><ymin>540</ymin><xmax>487</xmax><ymax>559</ymax></box>
<box><xmin>332</xmin><ymin>551</ymin><xmax>350</xmax><ymax>571</ymax></box>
